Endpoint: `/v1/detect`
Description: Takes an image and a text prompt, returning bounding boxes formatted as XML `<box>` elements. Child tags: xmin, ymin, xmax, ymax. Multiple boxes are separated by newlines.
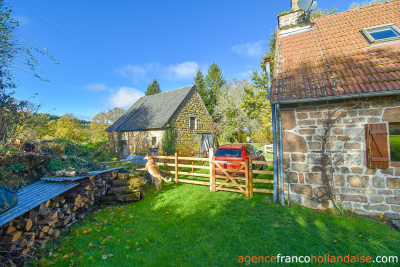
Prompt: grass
<box><xmin>390</xmin><ymin>135</ymin><xmax>400</xmax><ymax>161</ymax></box>
<box><xmin>39</xmin><ymin>184</ymin><xmax>399</xmax><ymax>266</ymax></box>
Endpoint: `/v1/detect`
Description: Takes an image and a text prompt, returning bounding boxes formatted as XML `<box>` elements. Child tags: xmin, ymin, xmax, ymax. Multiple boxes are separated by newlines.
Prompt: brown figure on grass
<box><xmin>143</xmin><ymin>154</ymin><xmax>172</xmax><ymax>192</ymax></box>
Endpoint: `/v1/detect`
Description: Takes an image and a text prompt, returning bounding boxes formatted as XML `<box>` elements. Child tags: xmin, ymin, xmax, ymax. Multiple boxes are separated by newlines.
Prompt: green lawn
<box><xmin>38</xmin><ymin>184</ymin><xmax>399</xmax><ymax>266</ymax></box>
<box><xmin>390</xmin><ymin>135</ymin><xmax>400</xmax><ymax>161</ymax></box>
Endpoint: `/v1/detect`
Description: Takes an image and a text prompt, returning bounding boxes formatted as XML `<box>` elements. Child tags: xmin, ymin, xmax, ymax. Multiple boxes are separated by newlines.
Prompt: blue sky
<box><xmin>11</xmin><ymin>0</ymin><xmax>355</xmax><ymax>120</ymax></box>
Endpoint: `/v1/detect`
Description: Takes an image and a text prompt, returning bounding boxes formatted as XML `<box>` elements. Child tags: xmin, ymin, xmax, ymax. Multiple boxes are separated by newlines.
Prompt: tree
<box><xmin>349</xmin><ymin>0</ymin><xmax>385</xmax><ymax>9</ymax></box>
<box><xmin>214</xmin><ymin>79</ymin><xmax>253</xmax><ymax>144</ymax></box>
<box><xmin>54</xmin><ymin>114</ymin><xmax>89</xmax><ymax>143</ymax></box>
<box><xmin>310</xmin><ymin>7</ymin><xmax>337</xmax><ymax>19</ymax></box>
<box><xmin>90</xmin><ymin>107</ymin><xmax>125</xmax><ymax>142</ymax></box>
<box><xmin>205</xmin><ymin>63</ymin><xmax>226</xmax><ymax>117</ymax></box>
<box><xmin>145</xmin><ymin>79</ymin><xmax>161</xmax><ymax>96</ymax></box>
<box><xmin>0</xmin><ymin>1</ymin><xmax>57</xmax><ymax>142</ymax></box>
<box><xmin>194</xmin><ymin>68</ymin><xmax>207</xmax><ymax>104</ymax></box>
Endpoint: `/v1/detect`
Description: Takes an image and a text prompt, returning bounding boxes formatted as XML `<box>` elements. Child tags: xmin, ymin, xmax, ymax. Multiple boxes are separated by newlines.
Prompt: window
<box><xmin>390</xmin><ymin>123</ymin><xmax>400</xmax><ymax>163</ymax></box>
<box><xmin>365</xmin><ymin>123</ymin><xmax>400</xmax><ymax>168</ymax></box>
<box><xmin>214</xmin><ymin>149</ymin><xmax>242</xmax><ymax>158</ymax></box>
<box><xmin>152</xmin><ymin>137</ymin><xmax>157</xmax><ymax>145</ymax></box>
<box><xmin>189</xmin><ymin>116</ymin><xmax>197</xmax><ymax>130</ymax></box>
<box><xmin>362</xmin><ymin>24</ymin><xmax>400</xmax><ymax>44</ymax></box>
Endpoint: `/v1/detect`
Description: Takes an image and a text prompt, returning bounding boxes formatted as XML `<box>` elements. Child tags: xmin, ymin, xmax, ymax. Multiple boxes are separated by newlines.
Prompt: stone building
<box><xmin>271</xmin><ymin>0</ymin><xmax>400</xmax><ymax>219</ymax></box>
<box><xmin>106</xmin><ymin>85</ymin><xmax>215</xmax><ymax>157</ymax></box>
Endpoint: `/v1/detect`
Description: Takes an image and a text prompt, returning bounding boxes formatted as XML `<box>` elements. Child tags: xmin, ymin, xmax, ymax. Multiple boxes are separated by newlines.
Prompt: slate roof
<box><xmin>271</xmin><ymin>0</ymin><xmax>400</xmax><ymax>103</ymax></box>
<box><xmin>106</xmin><ymin>85</ymin><xmax>196</xmax><ymax>131</ymax></box>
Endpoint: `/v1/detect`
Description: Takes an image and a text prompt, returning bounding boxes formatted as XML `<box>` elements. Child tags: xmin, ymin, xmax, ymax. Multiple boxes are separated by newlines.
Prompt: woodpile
<box><xmin>103</xmin><ymin>172</ymin><xmax>146</xmax><ymax>203</ymax></box>
<box><xmin>0</xmin><ymin>169</ymin><xmax>120</xmax><ymax>264</ymax></box>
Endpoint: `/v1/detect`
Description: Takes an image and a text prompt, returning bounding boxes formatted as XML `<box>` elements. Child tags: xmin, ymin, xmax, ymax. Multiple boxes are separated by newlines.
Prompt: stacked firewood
<box><xmin>103</xmin><ymin>172</ymin><xmax>146</xmax><ymax>203</ymax></box>
<box><xmin>0</xmin><ymin>170</ymin><xmax>119</xmax><ymax>262</ymax></box>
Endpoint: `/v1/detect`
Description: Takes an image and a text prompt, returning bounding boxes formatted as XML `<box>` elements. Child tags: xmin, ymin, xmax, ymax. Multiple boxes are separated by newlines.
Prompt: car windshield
<box><xmin>214</xmin><ymin>149</ymin><xmax>242</xmax><ymax>157</ymax></box>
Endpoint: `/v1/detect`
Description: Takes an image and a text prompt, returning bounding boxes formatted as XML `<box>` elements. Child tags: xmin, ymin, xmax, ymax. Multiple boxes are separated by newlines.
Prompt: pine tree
<box><xmin>205</xmin><ymin>63</ymin><xmax>226</xmax><ymax>116</ymax></box>
<box><xmin>194</xmin><ymin>68</ymin><xmax>207</xmax><ymax>104</ymax></box>
<box><xmin>145</xmin><ymin>79</ymin><xmax>161</xmax><ymax>96</ymax></box>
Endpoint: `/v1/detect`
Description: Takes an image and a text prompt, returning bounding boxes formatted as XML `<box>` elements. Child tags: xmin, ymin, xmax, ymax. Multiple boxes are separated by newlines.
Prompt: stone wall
<box><xmin>173</xmin><ymin>90</ymin><xmax>214</xmax><ymax>154</ymax></box>
<box><xmin>280</xmin><ymin>95</ymin><xmax>400</xmax><ymax>219</ymax></box>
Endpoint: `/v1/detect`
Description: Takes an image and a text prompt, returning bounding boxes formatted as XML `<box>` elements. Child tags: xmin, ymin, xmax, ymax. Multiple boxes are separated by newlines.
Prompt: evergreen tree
<box><xmin>205</xmin><ymin>63</ymin><xmax>226</xmax><ymax>116</ymax></box>
<box><xmin>145</xmin><ymin>79</ymin><xmax>161</xmax><ymax>96</ymax></box>
<box><xmin>194</xmin><ymin>68</ymin><xmax>207</xmax><ymax>103</ymax></box>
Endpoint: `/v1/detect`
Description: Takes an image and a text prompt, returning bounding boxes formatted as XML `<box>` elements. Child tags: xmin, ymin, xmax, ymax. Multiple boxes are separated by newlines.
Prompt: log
<box><xmin>112</xmin><ymin>180</ymin><xmax>130</xmax><ymax>187</ymax></box>
<box><xmin>108</xmin><ymin>186</ymin><xmax>136</xmax><ymax>194</ymax></box>
<box><xmin>1</xmin><ymin>231</ymin><xmax>22</xmax><ymax>242</ymax></box>
<box><xmin>6</xmin><ymin>226</ymin><xmax>17</xmax><ymax>234</ymax></box>
<box><xmin>23</xmin><ymin>219</ymin><xmax>33</xmax><ymax>232</ymax></box>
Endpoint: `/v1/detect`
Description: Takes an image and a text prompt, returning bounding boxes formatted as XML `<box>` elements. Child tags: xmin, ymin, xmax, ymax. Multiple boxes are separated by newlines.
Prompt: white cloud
<box><xmin>115</xmin><ymin>63</ymin><xmax>160</xmax><ymax>84</ymax></box>
<box><xmin>116</xmin><ymin>61</ymin><xmax>200</xmax><ymax>83</ymax></box>
<box><xmin>231</xmin><ymin>41</ymin><xmax>264</xmax><ymax>57</ymax></box>
<box><xmin>108</xmin><ymin>87</ymin><xmax>144</xmax><ymax>109</ymax></box>
<box><xmin>164</xmin><ymin>62</ymin><xmax>199</xmax><ymax>80</ymax></box>
<box><xmin>85</xmin><ymin>83</ymin><xmax>109</xmax><ymax>91</ymax></box>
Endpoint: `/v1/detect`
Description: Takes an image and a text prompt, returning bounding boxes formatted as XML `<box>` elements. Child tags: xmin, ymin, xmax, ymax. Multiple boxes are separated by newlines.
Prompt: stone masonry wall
<box><xmin>280</xmin><ymin>95</ymin><xmax>400</xmax><ymax>219</ymax></box>
<box><xmin>173</xmin><ymin>91</ymin><xmax>214</xmax><ymax>154</ymax></box>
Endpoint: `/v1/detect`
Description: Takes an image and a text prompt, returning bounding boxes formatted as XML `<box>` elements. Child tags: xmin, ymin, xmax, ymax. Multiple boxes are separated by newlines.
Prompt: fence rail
<box><xmin>138</xmin><ymin>149</ymin><xmax>273</xmax><ymax>197</ymax></box>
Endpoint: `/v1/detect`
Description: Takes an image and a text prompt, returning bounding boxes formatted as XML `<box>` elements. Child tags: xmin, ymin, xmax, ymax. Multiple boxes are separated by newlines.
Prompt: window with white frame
<box><xmin>361</xmin><ymin>24</ymin><xmax>400</xmax><ymax>44</ymax></box>
<box><xmin>189</xmin><ymin>116</ymin><xmax>197</xmax><ymax>130</ymax></box>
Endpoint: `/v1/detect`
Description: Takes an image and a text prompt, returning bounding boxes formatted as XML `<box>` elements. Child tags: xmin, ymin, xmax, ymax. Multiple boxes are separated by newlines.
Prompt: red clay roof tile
<box><xmin>272</xmin><ymin>0</ymin><xmax>400</xmax><ymax>102</ymax></box>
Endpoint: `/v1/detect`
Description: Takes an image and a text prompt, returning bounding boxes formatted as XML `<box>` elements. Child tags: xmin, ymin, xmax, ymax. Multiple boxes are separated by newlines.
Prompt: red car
<box><xmin>214</xmin><ymin>144</ymin><xmax>267</xmax><ymax>176</ymax></box>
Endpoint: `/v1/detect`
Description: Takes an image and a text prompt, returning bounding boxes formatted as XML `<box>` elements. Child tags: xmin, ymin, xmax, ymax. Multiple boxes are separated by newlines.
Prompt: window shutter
<box><xmin>365</xmin><ymin>123</ymin><xmax>389</xmax><ymax>168</ymax></box>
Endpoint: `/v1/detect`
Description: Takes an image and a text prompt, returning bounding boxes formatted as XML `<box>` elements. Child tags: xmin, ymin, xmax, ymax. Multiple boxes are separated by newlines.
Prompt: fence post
<box><xmin>164</xmin><ymin>152</ymin><xmax>167</xmax><ymax>171</ymax></box>
<box><xmin>209</xmin><ymin>148</ymin><xmax>214</xmax><ymax>192</ymax></box>
<box><xmin>245</xmin><ymin>158</ymin><xmax>249</xmax><ymax>197</ymax></box>
<box><xmin>191</xmin><ymin>151</ymin><xmax>194</xmax><ymax>172</ymax></box>
<box><xmin>212</xmin><ymin>156</ymin><xmax>216</xmax><ymax>192</ymax></box>
<box><xmin>174</xmin><ymin>152</ymin><xmax>178</xmax><ymax>185</ymax></box>
<box><xmin>249</xmin><ymin>156</ymin><xmax>253</xmax><ymax>197</ymax></box>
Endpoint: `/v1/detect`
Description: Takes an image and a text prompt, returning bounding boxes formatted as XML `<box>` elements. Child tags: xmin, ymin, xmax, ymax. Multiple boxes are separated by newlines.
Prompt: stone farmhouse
<box><xmin>271</xmin><ymin>0</ymin><xmax>400</xmax><ymax>219</ymax></box>
<box><xmin>106</xmin><ymin>85</ymin><xmax>215</xmax><ymax>157</ymax></box>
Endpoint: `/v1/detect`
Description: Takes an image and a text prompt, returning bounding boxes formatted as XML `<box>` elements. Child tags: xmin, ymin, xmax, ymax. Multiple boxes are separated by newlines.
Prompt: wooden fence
<box><xmin>141</xmin><ymin>151</ymin><xmax>273</xmax><ymax>197</ymax></box>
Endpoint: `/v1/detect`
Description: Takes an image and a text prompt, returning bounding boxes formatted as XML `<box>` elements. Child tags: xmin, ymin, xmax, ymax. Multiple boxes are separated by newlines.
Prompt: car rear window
<box><xmin>214</xmin><ymin>149</ymin><xmax>242</xmax><ymax>157</ymax></box>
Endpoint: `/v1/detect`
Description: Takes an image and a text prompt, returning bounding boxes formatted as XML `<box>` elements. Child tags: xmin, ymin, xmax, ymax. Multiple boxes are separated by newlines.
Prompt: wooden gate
<box><xmin>211</xmin><ymin>159</ymin><xmax>250</xmax><ymax>196</ymax></box>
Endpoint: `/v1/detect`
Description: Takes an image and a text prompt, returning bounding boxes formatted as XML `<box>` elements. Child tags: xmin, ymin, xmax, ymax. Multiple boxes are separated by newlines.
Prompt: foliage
<box><xmin>145</xmin><ymin>79</ymin><xmax>161</xmax><ymax>96</ymax></box>
<box><xmin>162</xmin><ymin>123</ymin><xmax>176</xmax><ymax>155</ymax></box>
<box><xmin>310</xmin><ymin>7</ymin><xmax>338</xmax><ymax>19</ymax></box>
<box><xmin>349</xmin><ymin>0</ymin><xmax>385</xmax><ymax>9</ymax></box>
<box><xmin>53</xmin><ymin>114</ymin><xmax>89</xmax><ymax>143</ymax></box>
<box><xmin>205</xmin><ymin>63</ymin><xmax>226</xmax><ymax>117</ymax></box>
<box><xmin>215</xmin><ymin>79</ymin><xmax>253</xmax><ymax>143</ymax></box>
<box><xmin>90</xmin><ymin>107</ymin><xmax>124</xmax><ymax>143</ymax></box>
<box><xmin>193</xmin><ymin>68</ymin><xmax>207</xmax><ymax>105</ymax></box>
<box><xmin>390</xmin><ymin>135</ymin><xmax>400</xmax><ymax>162</ymax></box>
<box><xmin>40</xmin><ymin>184</ymin><xmax>399</xmax><ymax>266</ymax></box>
<box><xmin>0</xmin><ymin>1</ymin><xmax>57</xmax><ymax>143</ymax></box>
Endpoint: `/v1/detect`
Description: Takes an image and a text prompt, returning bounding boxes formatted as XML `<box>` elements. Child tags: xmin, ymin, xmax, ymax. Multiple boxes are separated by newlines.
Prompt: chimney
<box><xmin>277</xmin><ymin>0</ymin><xmax>311</xmax><ymax>37</ymax></box>
<box><xmin>291</xmin><ymin>0</ymin><xmax>299</xmax><ymax>10</ymax></box>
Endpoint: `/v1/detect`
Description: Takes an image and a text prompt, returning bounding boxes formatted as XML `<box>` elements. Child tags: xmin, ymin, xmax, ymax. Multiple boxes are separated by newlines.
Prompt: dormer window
<box><xmin>362</xmin><ymin>24</ymin><xmax>400</xmax><ymax>44</ymax></box>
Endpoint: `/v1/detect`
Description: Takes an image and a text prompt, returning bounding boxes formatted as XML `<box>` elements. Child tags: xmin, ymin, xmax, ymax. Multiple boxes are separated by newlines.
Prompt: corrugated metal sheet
<box><xmin>41</xmin><ymin>167</ymin><xmax>127</xmax><ymax>182</ymax></box>
<box><xmin>0</xmin><ymin>181</ymin><xmax>78</xmax><ymax>227</ymax></box>
<box><xmin>0</xmin><ymin>167</ymin><xmax>126</xmax><ymax>226</ymax></box>
<box><xmin>88</xmin><ymin>166</ymin><xmax>127</xmax><ymax>176</ymax></box>
<box><xmin>41</xmin><ymin>175</ymin><xmax>89</xmax><ymax>182</ymax></box>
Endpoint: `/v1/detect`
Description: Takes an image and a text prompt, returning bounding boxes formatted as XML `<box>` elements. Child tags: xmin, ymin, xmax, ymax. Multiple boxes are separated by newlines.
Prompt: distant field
<box><xmin>390</xmin><ymin>135</ymin><xmax>400</xmax><ymax>161</ymax></box>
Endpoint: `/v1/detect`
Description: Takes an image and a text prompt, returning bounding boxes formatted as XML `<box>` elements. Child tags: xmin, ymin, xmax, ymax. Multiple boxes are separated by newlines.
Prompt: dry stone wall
<box><xmin>280</xmin><ymin>96</ymin><xmax>400</xmax><ymax>219</ymax></box>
